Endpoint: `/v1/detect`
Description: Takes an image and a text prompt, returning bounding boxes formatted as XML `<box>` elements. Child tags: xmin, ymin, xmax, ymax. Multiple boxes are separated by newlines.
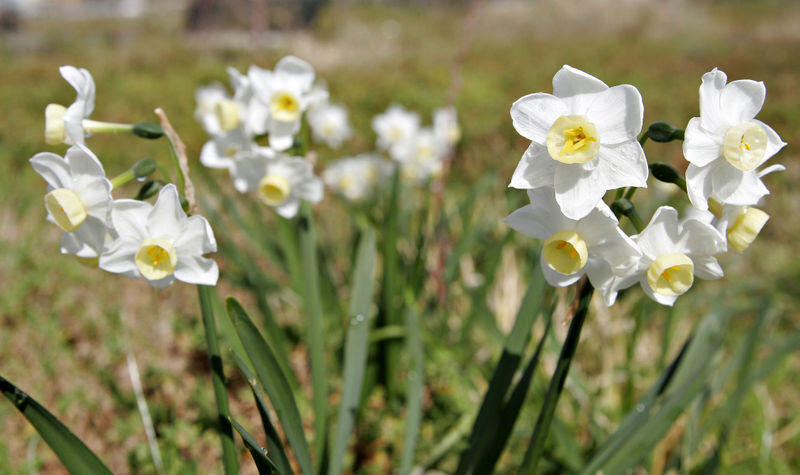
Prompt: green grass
<box><xmin>0</xmin><ymin>0</ymin><xmax>798</xmax><ymax>472</ymax></box>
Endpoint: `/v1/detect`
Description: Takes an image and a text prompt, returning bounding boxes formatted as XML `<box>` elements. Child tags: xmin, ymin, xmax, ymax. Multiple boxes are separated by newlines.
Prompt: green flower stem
<box><xmin>638</xmin><ymin>130</ymin><xmax>649</xmax><ymax>146</ymax></box>
<box><xmin>82</xmin><ymin>119</ymin><xmax>135</xmax><ymax>134</ymax></box>
<box><xmin>519</xmin><ymin>281</ymin><xmax>594</xmax><ymax>473</ymax></box>
<box><xmin>623</xmin><ymin>185</ymin><xmax>637</xmax><ymax>201</ymax></box>
<box><xmin>110</xmin><ymin>169</ymin><xmax>135</xmax><ymax>190</ymax></box>
<box><xmin>197</xmin><ymin>285</ymin><xmax>239</xmax><ymax>475</ymax></box>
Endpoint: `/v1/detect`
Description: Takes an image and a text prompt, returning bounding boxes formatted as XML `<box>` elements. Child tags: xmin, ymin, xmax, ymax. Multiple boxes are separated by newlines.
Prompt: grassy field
<box><xmin>0</xmin><ymin>0</ymin><xmax>798</xmax><ymax>473</ymax></box>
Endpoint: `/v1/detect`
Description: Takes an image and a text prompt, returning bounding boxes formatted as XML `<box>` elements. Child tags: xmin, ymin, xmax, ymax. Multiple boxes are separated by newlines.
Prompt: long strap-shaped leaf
<box><xmin>455</xmin><ymin>270</ymin><xmax>549</xmax><ymax>474</ymax></box>
<box><xmin>400</xmin><ymin>293</ymin><xmax>424</xmax><ymax>474</ymax></box>
<box><xmin>227</xmin><ymin>297</ymin><xmax>314</xmax><ymax>475</ymax></box>
<box><xmin>230</xmin><ymin>417</ymin><xmax>280</xmax><ymax>474</ymax></box>
<box><xmin>329</xmin><ymin>227</ymin><xmax>377</xmax><ymax>475</ymax></box>
<box><xmin>0</xmin><ymin>375</ymin><xmax>112</xmax><ymax>474</ymax></box>
<box><xmin>198</xmin><ymin>285</ymin><xmax>240</xmax><ymax>475</ymax></box>
<box><xmin>520</xmin><ymin>281</ymin><xmax>594</xmax><ymax>473</ymax></box>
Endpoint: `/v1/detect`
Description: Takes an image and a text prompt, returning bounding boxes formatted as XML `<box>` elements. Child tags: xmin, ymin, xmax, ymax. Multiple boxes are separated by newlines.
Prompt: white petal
<box><xmin>510</xmin><ymin>93</ymin><xmax>568</xmax><ymax>143</ymax></box>
<box><xmin>539</xmin><ymin>254</ymin><xmax>582</xmax><ymax>287</ymax></box>
<box><xmin>682</xmin><ymin>117</ymin><xmax>722</xmax><ymax>166</ymax></box>
<box><xmin>640</xmin><ymin>278</ymin><xmax>679</xmax><ymax>306</ymax></box>
<box><xmin>503</xmin><ymin>190</ymin><xmax>563</xmax><ymax>239</ymax></box>
<box><xmin>175</xmin><ymin>255</ymin><xmax>219</xmax><ymax>286</ymax></box>
<box><xmin>77</xmin><ymin>177</ymin><xmax>112</xmax><ymax>218</ymax></box>
<box><xmin>596</xmin><ymin>141</ymin><xmax>648</xmax><ymax>190</ymax></box>
<box><xmin>699</xmin><ymin>68</ymin><xmax>729</xmax><ymax>135</ymax></box>
<box><xmin>230</xmin><ymin>152</ymin><xmax>268</xmax><ymax>193</ymax></box>
<box><xmin>721</xmin><ymin>79</ymin><xmax>765</xmax><ymax>124</ymax></box>
<box><xmin>146</xmin><ymin>275</ymin><xmax>176</xmax><ymax>289</ymax></box>
<box><xmin>679</xmin><ymin>218</ymin><xmax>726</xmax><ymax>255</ymax></box>
<box><xmin>758</xmin><ymin>164</ymin><xmax>785</xmax><ymax>178</ymax></box>
<box><xmin>587</xmin><ymin>84</ymin><xmax>643</xmax><ymax>144</ymax></box>
<box><xmin>636</xmin><ymin>206</ymin><xmax>681</xmax><ymax>258</ymax></box>
<box><xmin>60</xmin><ymin>66</ymin><xmax>95</xmax><ymax>115</ymax></box>
<box><xmin>554</xmin><ymin>164</ymin><xmax>605</xmax><ymax>220</ymax></box>
<box><xmin>584</xmin><ymin>259</ymin><xmax>617</xmax><ymax>306</ymax></box>
<box><xmin>275</xmin><ymin>197</ymin><xmax>300</xmax><ymax>218</ymax></box>
<box><xmin>710</xmin><ymin>160</ymin><xmax>745</xmax><ymax>201</ymax></box>
<box><xmin>268</xmin><ymin>118</ymin><xmax>299</xmax><ymax>151</ymax></box>
<box><xmin>552</xmin><ymin>65</ymin><xmax>608</xmax><ymax>98</ymax></box>
<box><xmin>274</xmin><ymin>56</ymin><xmax>315</xmax><ymax>92</ymax></box>
<box><xmin>199</xmin><ymin>140</ymin><xmax>234</xmax><ymax>170</ymax></box>
<box><xmin>753</xmin><ymin>119</ymin><xmax>787</xmax><ymax>164</ymax></box>
<box><xmin>61</xmin><ymin>217</ymin><xmax>107</xmax><ymax>258</ymax></box>
<box><xmin>174</xmin><ymin>215</ymin><xmax>217</xmax><ymax>256</ymax></box>
<box><xmin>297</xmin><ymin>177</ymin><xmax>324</xmax><ymax>203</ymax></box>
<box><xmin>66</xmin><ymin>144</ymin><xmax>106</xmax><ymax>178</ymax></box>
<box><xmin>589</xmin><ymin>227</ymin><xmax>641</xmax><ymax>273</ymax></box>
<box><xmin>509</xmin><ymin>144</ymin><xmax>556</xmax><ymax>189</ymax></box>
<box><xmin>30</xmin><ymin>152</ymin><xmax>72</xmax><ymax>189</ymax></box>
<box><xmin>718</xmin><ymin>170</ymin><xmax>769</xmax><ymax>206</ymax></box>
<box><xmin>148</xmin><ymin>184</ymin><xmax>187</xmax><ymax>239</ymax></box>
<box><xmin>685</xmin><ymin>163</ymin><xmax>714</xmax><ymax>210</ymax></box>
<box><xmin>691</xmin><ymin>255</ymin><xmax>724</xmax><ymax>280</ymax></box>
<box><xmin>98</xmin><ymin>237</ymin><xmax>141</xmax><ymax>278</ymax></box>
<box><xmin>110</xmin><ymin>199</ymin><xmax>151</xmax><ymax>241</ymax></box>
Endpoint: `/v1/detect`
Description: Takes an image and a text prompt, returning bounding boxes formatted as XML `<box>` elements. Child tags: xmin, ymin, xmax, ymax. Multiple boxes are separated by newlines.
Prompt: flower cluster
<box><xmin>195</xmin><ymin>56</ymin><xmax>327</xmax><ymax>218</ymax></box>
<box><xmin>505</xmin><ymin>66</ymin><xmax>785</xmax><ymax>306</ymax></box>
<box><xmin>31</xmin><ymin>66</ymin><xmax>219</xmax><ymax>289</ymax></box>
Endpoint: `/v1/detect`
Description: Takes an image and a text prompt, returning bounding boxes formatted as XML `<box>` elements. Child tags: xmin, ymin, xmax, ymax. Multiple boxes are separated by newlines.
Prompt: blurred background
<box><xmin>0</xmin><ymin>0</ymin><xmax>798</xmax><ymax>473</ymax></box>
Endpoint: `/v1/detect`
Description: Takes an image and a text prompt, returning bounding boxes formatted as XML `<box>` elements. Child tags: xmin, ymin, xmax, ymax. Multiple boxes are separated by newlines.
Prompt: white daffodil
<box><xmin>99</xmin><ymin>184</ymin><xmax>218</xmax><ymax>289</ymax></box>
<box><xmin>230</xmin><ymin>150</ymin><xmax>323</xmax><ymax>218</ymax></box>
<box><xmin>372</xmin><ymin>105</ymin><xmax>420</xmax><ymax>151</ymax></box>
<box><xmin>610</xmin><ymin>206</ymin><xmax>726</xmax><ymax>306</ymax></box>
<box><xmin>199</xmin><ymin>128</ymin><xmax>261</xmax><ymax>171</ymax></box>
<box><xmin>45</xmin><ymin>66</ymin><xmax>96</xmax><ymax>146</ymax></box>
<box><xmin>433</xmin><ymin>106</ymin><xmax>461</xmax><ymax>149</ymax></box>
<box><xmin>194</xmin><ymin>83</ymin><xmax>230</xmax><ymax>136</ymax></box>
<box><xmin>29</xmin><ymin>144</ymin><xmax>112</xmax><ymax>258</ymax></box>
<box><xmin>685</xmin><ymin>200</ymin><xmax>770</xmax><ymax>254</ymax></box>
<box><xmin>249</xmin><ymin>56</ymin><xmax>328</xmax><ymax>151</ymax></box>
<box><xmin>504</xmin><ymin>187</ymin><xmax>641</xmax><ymax>306</ymax></box>
<box><xmin>322</xmin><ymin>154</ymin><xmax>393</xmax><ymax>202</ymax></box>
<box><xmin>683</xmin><ymin>68</ymin><xmax>786</xmax><ymax>210</ymax></box>
<box><xmin>392</xmin><ymin>128</ymin><xmax>446</xmax><ymax>183</ymax></box>
<box><xmin>509</xmin><ymin>65</ymin><xmax>648</xmax><ymax>220</ymax></box>
<box><xmin>308</xmin><ymin>102</ymin><xmax>352</xmax><ymax>148</ymax></box>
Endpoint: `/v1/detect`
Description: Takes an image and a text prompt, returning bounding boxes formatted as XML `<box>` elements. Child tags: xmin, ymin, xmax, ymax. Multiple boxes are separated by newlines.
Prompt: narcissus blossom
<box><xmin>29</xmin><ymin>144</ymin><xmax>112</xmax><ymax>258</ymax></box>
<box><xmin>308</xmin><ymin>102</ymin><xmax>352</xmax><ymax>148</ymax></box>
<box><xmin>433</xmin><ymin>106</ymin><xmax>461</xmax><ymax>149</ymax></box>
<box><xmin>372</xmin><ymin>105</ymin><xmax>420</xmax><ymax>152</ymax></box>
<box><xmin>99</xmin><ymin>184</ymin><xmax>218</xmax><ymax>289</ymax></box>
<box><xmin>199</xmin><ymin>128</ymin><xmax>261</xmax><ymax>171</ymax></box>
<box><xmin>391</xmin><ymin>128</ymin><xmax>446</xmax><ymax>182</ymax></box>
<box><xmin>230</xmin><ymin>151</ymin><xmax>323</xmax><ymax>218</ymax></box>
<box><xmin>504</xmin><ymin>187</ymin><xmax>641</xmax><ymax>306</ymax></box>
<box><xmin>249</xmin><ymin>56</ymin><xmax>328</xmax><ymax>151</ymax></box>
<box><xmin>45</xmin><ymin>66</ymin><xmax>96</xmax><ymax>145</ymax></box>
<box><xmin>609</xmin><ymin>207</ymin><xmax>726</xmax><ymax>306</ymax></box>
<box><xmin>683</xmin><ymin>68</ymin><xmax>786</xmax><ymax>210</ymax></box>
<box><xmin>194</xmin><ymin>84</ymin><xmax>231</xmax><ymax>136</ymax></box>
<box><xmin>322</xmin><ymin>154</ymin><xmax>393</xmax><ymax>202</ymax></box>
<box><xmin>509</xmin><ymin>65</ymin><xmax>647</xmax><ymax>220</ymax></box>
<box><xmin>686</xmin><ymin>201</ymin><xmax>771</xmax><ymax>254</ymax></box>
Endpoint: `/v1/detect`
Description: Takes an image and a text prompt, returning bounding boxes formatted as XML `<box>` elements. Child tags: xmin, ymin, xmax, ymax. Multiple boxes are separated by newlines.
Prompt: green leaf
<box><xmin>443</xmin><ymin>173</ymin><xmax>496</xmax><ymax>283</ymax></box>
<box><xmin>329</xmin><ymin>227</ymin><xmax>377</xmax><ymax>475</ymax></box>
<box><xmin>198</xmin><ymin>285</ymin><xmax>239</xmax><ymax>475</ymax></box>
<box><xmin>230</xmin><ymin>351</ymin><xmax>293</xmax><ymax>475</ymax></box>
<box><xmin>456</xmin><ymin>270</ymin><xmax>549</xmax><ymax>474</ymax></box>
<box><xmin>0</xmin><ymin>374</ymin><xmax>112</xmax><ymax>474</ymax></box>
<box><xmin>227</xmin><ymin>297</ymin><xmax>314</xmax><ymax>475</ymax></box>
<box><xmin>230</xmin><ymin>417</ymin><xmax>279</xmax><ymax>474</ymax></box>
<box><xmin>400</xmin><ymin>294</ymin><xmax>424</xmax><ymax>474</ymax></box>
<box><xmin>520</xmin><ymin>281</ymin><xmax>594</xmax><ymax>473</ymax></box>
<box><xmin>296</xmin><ymin>204</ymin><xmax>329</xmax><ymax>467</ymax></box>
<box><xmin>380</xmin><ymin>169</ymin><xmax>403</xmax><ymax>397</ymax></box>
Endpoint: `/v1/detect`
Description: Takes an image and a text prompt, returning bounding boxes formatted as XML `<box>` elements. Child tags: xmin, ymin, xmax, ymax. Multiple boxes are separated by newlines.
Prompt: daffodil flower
<box><xmin>194</xmin><ymin>83</ymin><xmax>231</xmax><ymax>136</ymax></box>
<box><xmin>199</xmin><ymin>128</ymin><xmax>260</xmax><ymax>171</ymax></box>
<box><xmin>683</xmin><ymin>68</ymin><xmax>786</xmax><ymax>210</ymax></box>
<box><xmin>230</xmin><ymin>151</ymin><xmax>323</xmax><ymax>218</ymax></box>
<box><xmin>372</xmin><ymin>105</ymin><xmax>421</xmax><ymax>152</ymax></box>
<box><xmin>249</xmin><ymin>56</ymin><xmax>328</xmax><ymax>151</ymax></box>
<box><xmin>686</xmin><ymin>200</ymin><xmax>771</xmax><ymax>254</ymax></box>
<box><xmin>98</xmin><ymin>184</ymin><xmax>218</xmax><ymax>289</ymax></box>
<box><xmin>322</xmin><ymin>154</ymin><xmax>393</xmax><ymax>202</ymax></box>
<box><xmin>504</xmin><ymin>188</ymin><xmax>641</xmax><ymax>306</ymax></box>
<box><xmin>610</xmin><ymin>206</ymin><xmax>726</xmax><ymax>306</ymax></box>
<box><xmin>509</xmin><ymin>65</ymin><xmax>648</xmax><ymax>220</ymax></box>
<box><xmin>391</xmin><ymin>128</ymin><xmax>446</xmax><ymax>183</ymax></box>
<box><xmin>308</xmin><ymin>102</ymin><xmax>352</xmax><ymax>148</ymax></box>
<box><xmin>29</xmin><ymin>144</ymin><xmax>113</xmax><ymax>258</ymax></box>
<box><xmin>45</xmin><ymin>66</ymin><xmax>96</xmax><ymax>145</ymax></box>
<box><xmin>433</xmin><ymin>106</ymin><xmax>461</xmax><ymax>149</ymax></box>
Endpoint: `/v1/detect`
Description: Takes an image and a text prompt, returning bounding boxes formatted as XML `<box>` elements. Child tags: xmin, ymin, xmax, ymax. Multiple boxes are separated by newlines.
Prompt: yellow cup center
<box><xmin>727</xmin><ymin>206</ymin><xmax>769</xmax><ymax>253</ymax></box>
<box><xmin>259</xmin><ymin>174</ymin><xmax>291</xmax><ymax>206</ymax></box>
<box><xmin>542</xmin><ymin>230</ymin><xmax>589</xmax><ymax>274</ymax></box>
<box><xmin>647</xmin><ymin>253</ymin><xmax>694</xmax><ymax>296</ymax></box>
<box><xmin>546</xmin><ymin>115</ymin><xmax>600</xmax><ymax>164</ymax></box>
<box><xmin>45</xmin><ymin>103</ymin><xmax>67</xmax><ymax>145</ymax></box>
<box><xmin>722</xmin><ymin>122</ymin><xmax>767</xmax><ymax>171</ymax></box>
<box><xmin>44</xmin><ymin>188</ymin><xmax>87</xmax><ymax>232</ymax></box>
<box><xmin>214</xmin><ymin>99</ymin><xmax>241</xmax><ymax>131</ymax></box>
<box><xmin>135</xmin><ymin>238</ymin><xmax>178</xmax><ymax>281</ymax></box>
<box><xmin>270</xmin><ymin>91</ymin><xmax>301</xmax><ymax>122</ymax></box>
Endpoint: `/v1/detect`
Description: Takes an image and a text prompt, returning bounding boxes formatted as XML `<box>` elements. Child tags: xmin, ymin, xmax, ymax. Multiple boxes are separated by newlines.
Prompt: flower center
<box><xmin>259</xmin><ymin>174</ymin><xmax>291</xmax><ymax>206</ymax></box>
<box><xmin>224</xmin><ymin>144</ymin><xmax>240</xmax><ymax>158</ymax></box>
<box><xmin>44</xmin><ymin>188</ymin><xmax>87</xmax><ymax>232</ymax></box>
<box><xmin>546</xmin><ymin>115</ymin><xmax>600</xmax><ymax>164</ymax></box>
<box><xmin>542</xmin><ymin>230</ymin><xmax>589</xmax><ymax>274</ymax></box>
<box><xmin>135</xmin><ymin>238</ymin><xmax>178</xmax><ymax>281</ymax></box>
<box><xmin>270</xmin><ymin>91</ymin><xmax>301</xmax><ymax>122</ymax></box>
<box><xmin>45</xmin><ymin>104</ymin><xmax>67</xmax><ymax>145</ymax></box>
<box><xmin>722</xmin><ymin>122</ymin><xmax>767</xmax><ymax>171</ymax></box>
<box><xmin>647</xmin><ymin>253</ymin><xmax>694</xmax><ymax>296</ymax></box>
<box><xmin>417</xmin><ymin>144</ymin><xmax>435</xmax><ymax>162</ymax></box>
<box><xmin>214</xmin><ymin>99</ymin><xmax>241</xmax><ymax>131</ymax></box>
<box><xmin>727</xmin><ymin>206</ymin><xmax>769</xmax><ymax>253</ymax></box>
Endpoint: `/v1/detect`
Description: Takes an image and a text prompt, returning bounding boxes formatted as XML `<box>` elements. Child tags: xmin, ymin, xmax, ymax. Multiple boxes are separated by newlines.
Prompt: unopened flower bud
<box><xmin>135</xmin><ymin>180</ymin><xmax>166</xmax><ymax>201</ymax></box>
<box><xmin>132</xmin><ymin>122</ymin><xmax>164</xmax><ymax>139</ymax></box>
<box><xmin>647</xmin><ymin>121</ymin><xmax>684</xmax><ymax>143</ymax></box>
<box><xmin>132</xmin><ymin>158</ymin><xmax>157</xmax><ymax>179</ymax></box>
